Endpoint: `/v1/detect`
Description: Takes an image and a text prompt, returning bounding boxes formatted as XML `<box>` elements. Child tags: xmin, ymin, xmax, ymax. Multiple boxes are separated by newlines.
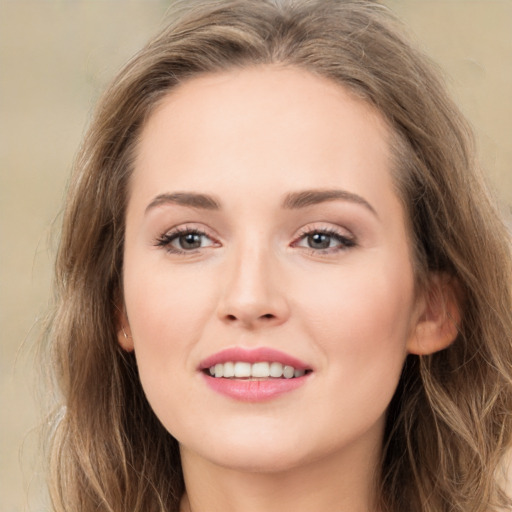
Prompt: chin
<box><xmin>205</xmin><ymin>444</ymin><xmax>309</xmax><ymax>474</ymax></box>
<box><xmin>178</xmin><ymin>422</ymin><xmax>327</xmax><ymax>475</ymax></box>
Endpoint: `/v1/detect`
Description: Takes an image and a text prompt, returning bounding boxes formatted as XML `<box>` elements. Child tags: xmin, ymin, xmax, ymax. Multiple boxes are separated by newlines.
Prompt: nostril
<box><xmin>220</xmin><ymin>306</ymin><xmax>287</xmax><ymax>327</ymax></box>
<box><xmin>224</xmin><ymin>313</ymin><xmax>275</xmax><ymax>322</ymax></box>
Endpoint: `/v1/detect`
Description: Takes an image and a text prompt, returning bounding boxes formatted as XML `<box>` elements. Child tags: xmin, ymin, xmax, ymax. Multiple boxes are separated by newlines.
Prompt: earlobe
<box><xmin>115</xmin><ymin>303</ymin><xmax>134</xmax><ymax>352</ymax></box>
<box><xmin>118</xmin><ymin>325</ymin><xmax>134</xmax><ymax>352</ymax></box>
<box><xmin>407</xmin><ymin>273</ymin><xmax>461</xmax><ymax>356</ymax></box>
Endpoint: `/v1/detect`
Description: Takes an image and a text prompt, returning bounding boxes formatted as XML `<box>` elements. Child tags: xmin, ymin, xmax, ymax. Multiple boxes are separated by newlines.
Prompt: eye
<box><xmin>293</xmin><ymin>227</ymin><xmax>356</xmax><ymax>253</ymax></box>
<box><xmin>155</xmin><ymin>227</ymin><xmax>218</xmax><ymax>254</ymax></box>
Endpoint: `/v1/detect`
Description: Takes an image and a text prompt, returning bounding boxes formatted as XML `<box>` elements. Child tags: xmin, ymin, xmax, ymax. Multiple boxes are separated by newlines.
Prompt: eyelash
<box><xmin>291</xmin><ymin>227</ymin><xmax>356</xmax><ymax>254</ymax></box>
<box><xmin>155</xmin><ymin>226</ymin><xmax>356</xmax><ymax>255</ymax></box>
<box><xmin>155</xmin><ymin>226</ymin><xmax>218</xmax><ymax>254</ymax></box>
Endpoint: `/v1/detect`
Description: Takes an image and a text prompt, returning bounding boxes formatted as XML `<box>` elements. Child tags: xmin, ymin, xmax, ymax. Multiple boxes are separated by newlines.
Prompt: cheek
<box><xmin>298</xmin><ymin>254</ymin><xmax>415</xmax><ymax>383</ymax></box>
<box><xmin>122</xmin><ymin>262</ymin><xmax>219</xmax><ymax>432</ymax></box>
<box><xmin>123</xmin><ymin>259</ymin><xmax>219</xmax><ymax>371</ymax></box>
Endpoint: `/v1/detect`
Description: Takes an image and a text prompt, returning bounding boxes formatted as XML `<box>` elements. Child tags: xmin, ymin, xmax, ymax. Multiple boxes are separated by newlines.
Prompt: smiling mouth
<box><xmin>204</xmin><ymin>361</ymin><xmax>313</xmax><ymax>379</ymax></box>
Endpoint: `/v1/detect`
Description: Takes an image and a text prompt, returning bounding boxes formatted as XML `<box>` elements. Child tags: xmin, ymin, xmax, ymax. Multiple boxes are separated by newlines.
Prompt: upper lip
<box><xmin>199</xmin><ymin>347</ymin><xmax>311</xmax><ymax>371</ymax></box>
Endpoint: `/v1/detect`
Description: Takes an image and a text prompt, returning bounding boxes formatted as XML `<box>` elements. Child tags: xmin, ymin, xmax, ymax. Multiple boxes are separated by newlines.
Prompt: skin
<box><xmin>119</xmin><ymin>66</ymin><xmax>457</xmax><ymax>512</ymax></box>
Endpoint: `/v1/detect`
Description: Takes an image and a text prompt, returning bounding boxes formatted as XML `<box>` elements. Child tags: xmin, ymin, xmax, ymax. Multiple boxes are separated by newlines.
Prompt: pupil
<box><xmin>308</xmin><ymin>233</ymin><xmax>330</xmax><ymax>249</ymax></box>
<box><xmin>180</xmin><ymin>233</ymin><xmax>201</xmax><ymax>249</ymax></box>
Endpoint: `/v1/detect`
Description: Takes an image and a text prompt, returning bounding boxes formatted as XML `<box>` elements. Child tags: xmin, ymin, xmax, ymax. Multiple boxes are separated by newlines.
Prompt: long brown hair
<box><xmin>43</xmin><ymin>1</ymin><xmax>512</xmax><ymax>511</ymax></box>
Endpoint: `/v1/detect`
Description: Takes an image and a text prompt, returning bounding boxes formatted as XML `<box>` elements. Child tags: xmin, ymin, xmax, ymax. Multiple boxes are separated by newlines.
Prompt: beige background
<box><xmin>1</xmin><ymin>1</ymin><xmax>511</xmax><ymax>510</ymax></box>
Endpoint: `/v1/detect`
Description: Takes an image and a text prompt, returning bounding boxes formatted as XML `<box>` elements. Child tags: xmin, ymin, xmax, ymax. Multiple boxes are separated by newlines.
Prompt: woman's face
<box><xmin>120</xmin><ymin>66</ymin><xmax>424</xmax><ymax>473</ymax></box>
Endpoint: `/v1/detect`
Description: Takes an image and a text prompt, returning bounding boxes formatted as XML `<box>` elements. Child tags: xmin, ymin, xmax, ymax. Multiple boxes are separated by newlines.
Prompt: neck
<box><xmin>179</xmin><ymin>434</ymin><xmax>382</xmax><ymax>512</ymax></box>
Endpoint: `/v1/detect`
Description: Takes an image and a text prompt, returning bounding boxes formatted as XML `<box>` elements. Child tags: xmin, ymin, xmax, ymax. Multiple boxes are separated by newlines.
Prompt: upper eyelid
<box><xmin>290</xmin><ymin>223</ymin><xmax>357</xmax><ymax>252</ymax></box>
<box><xmin>294</xmin><ymin>223</ymin><xmax>354</xmax><ymax>239</ymax></box>
<box><xmin>162</xmin><ymin>224</ymin><xmax>216</xmax><ymax>238</ymax></box>
<box><xmin>155</xmin><ymin>225</ymin><xmax>217</xmax><ymax>245</ymax></box>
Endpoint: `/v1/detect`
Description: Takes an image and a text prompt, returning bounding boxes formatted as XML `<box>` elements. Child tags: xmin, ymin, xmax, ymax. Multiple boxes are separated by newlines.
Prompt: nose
<box><xmin>217</xmin><ymin>244</ymin><xmax>290</xmax><ymax>329</ymax></box>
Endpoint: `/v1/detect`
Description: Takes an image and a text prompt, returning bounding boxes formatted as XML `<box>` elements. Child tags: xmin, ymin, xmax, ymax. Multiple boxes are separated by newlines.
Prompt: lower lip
<box><xmin>202</xmin><ymin>373</ymin><xmax>309</xmax><ymax>402</ymax></box>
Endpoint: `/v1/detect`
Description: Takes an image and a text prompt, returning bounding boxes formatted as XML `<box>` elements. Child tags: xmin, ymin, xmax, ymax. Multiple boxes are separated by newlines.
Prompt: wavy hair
<box><xmin>42</xmin><ymin>1</ymin><xmax>512</xmax><ymax>511</ymax></box>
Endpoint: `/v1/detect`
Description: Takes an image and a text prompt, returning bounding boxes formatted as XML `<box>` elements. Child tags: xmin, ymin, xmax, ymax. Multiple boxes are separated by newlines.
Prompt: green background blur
<box><xmin>1</xmin><ymin>1</ymin><xmax>511</xmax><ymax>510</ymax></box>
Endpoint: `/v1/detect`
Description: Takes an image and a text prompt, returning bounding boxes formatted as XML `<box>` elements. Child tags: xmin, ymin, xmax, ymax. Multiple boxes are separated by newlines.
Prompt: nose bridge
<box><xmin>218</xmin><ymin>233</ymin><xmax>288</xmax><ymax>327</ymax></box>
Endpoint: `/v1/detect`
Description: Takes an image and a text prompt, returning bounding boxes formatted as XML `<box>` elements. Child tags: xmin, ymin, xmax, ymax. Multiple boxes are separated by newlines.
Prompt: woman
<box><xmin>43</xmin><ymin>1</ymin><xmax>512</xmax><ymax>511</ymax></box>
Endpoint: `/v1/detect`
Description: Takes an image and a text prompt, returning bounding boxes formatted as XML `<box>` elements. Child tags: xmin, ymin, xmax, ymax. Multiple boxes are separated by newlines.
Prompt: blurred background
<box><xmin>1</xmin><ymin>1</ymin><xmax>511</xmax><ymax>510</ymax></box>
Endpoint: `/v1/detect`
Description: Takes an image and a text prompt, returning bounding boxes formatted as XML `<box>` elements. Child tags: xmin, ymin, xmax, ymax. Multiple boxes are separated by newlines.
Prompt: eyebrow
<box><xmin>145</xmin><ymin>192</ymin><xmax>221</xmax><ymax>213</ymax></box>
<box><xmin>282</xmin><ymin>189</ymin><xmax>377</xmax><ymax>215</ymax></box>
<box><xmin>145</xmin><ymin>189</ymin><xmax>377</xmax><ymax>216</ymax></box>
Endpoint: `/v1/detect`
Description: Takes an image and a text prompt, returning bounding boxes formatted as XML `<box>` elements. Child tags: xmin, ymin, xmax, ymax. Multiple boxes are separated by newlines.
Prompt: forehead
<box><xmin>132</xmin><ymin>66</ymin><xmax>398</xmax><ymax>215</ymax></box>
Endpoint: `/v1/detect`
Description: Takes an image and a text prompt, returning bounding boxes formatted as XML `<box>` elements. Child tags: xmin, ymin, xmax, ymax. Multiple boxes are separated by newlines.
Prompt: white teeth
<box><xmin>207</xmin><ymin>361</ymin><xmax>309</xmax><ymax>379</ymax></box>
<box><xmin>223</xmin><ymin>361</ymin><xmax>235</xmax><ymax>378</ymax></box>
<box><xmin>251</xmin><ymin>362</ymin><xmax>270</xmax><ymax>378</ymax></box>
<box><xmin>283</xmin><ymin>365</ymin><xmax>294</xmax><ymax>379</ymax></box>
<box><xmin>234</xmin><ymin>361</ymin><xmax>251</xmax><ymax>378</ymax></box>
<box><xmin>269</xmin><ymin>362</ymin><xmax>283</xmax><ymax>377</ymax></box>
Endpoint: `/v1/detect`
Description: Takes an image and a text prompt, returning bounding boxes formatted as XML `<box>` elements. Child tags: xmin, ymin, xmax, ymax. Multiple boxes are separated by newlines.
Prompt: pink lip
<box><xmin>199</xmin><ymin>347</ymin><xmax>312</xmax><ymax>402</ymax></box>
<box><xmin>202</xmin><ymin>373</ymin><xmax>309</xmax><ymax>402</ymax></box>
<box><xmin>199</xmin><ymin>347</ymin><xmax>310</xmax><ymax>371</ymax></box>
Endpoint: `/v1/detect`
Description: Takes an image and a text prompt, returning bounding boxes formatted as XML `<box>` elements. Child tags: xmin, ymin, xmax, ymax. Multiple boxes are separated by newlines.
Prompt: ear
<box><xmin>407</xmin><ymin>272</ymin><xmax>461</xmax><ymax>355</ymax></box>
<box><xmin>115</xmin><ymin>303</ymin><xmax>134</xmax><ymax>352</ymax></box>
